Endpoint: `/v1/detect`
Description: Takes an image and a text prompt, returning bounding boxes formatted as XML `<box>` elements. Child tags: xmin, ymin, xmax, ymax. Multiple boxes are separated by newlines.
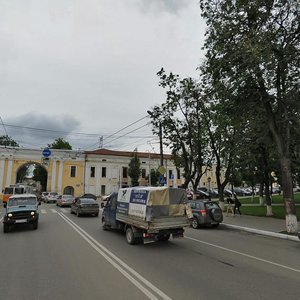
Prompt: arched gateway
<box><xmin>0</xmin><ymin>146</ymin><xmax>85</xmax><ymax>199</ymax></box>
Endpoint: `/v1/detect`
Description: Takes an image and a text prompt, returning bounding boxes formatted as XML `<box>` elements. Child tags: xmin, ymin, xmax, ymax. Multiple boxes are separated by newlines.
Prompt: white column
<box><xmin>5</xmin><ymin>159</ymin><xmax>13</xmax><ymax>186</ymax></box>
<box><xmin>173</xmin><ymin>169</ymin><xmax>177</xmax><ymax>188</ymax></box>
<box><xmin>57</xmin><ymin>160</ymin><xmax>64</xmax><ymax>194</ymax></box>
<box><xmin>51</xmin><ymin>159</ymin><xmax>57</xmax><ymax>192</ymax></box>
<box><xmin>0</xmin><ymin>159</ymin><xmax>5</xmax><ymax>192</ymax></box>
<box><xmin>96</xmin><ymin>165</ymin><xmax>100</xmax><ymax>196</ymax></box>
<box><xmin>85</xmin><ymin>164</ymin><xmax>90</xmax><ymax>194</ymax></box>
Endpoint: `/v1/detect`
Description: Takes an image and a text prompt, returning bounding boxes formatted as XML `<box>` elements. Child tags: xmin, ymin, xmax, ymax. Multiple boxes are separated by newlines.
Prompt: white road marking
<box><xmin>58</xmin><ymin>212</ymin><xmax>172</xmax><ymax>300</ymax></box>
<box><xmin>40</xmin><ymin>209</ymin><xmax>47</xmax><ymax>214</ymax></box>
<box><xmin>60</xmin><ymin>208</ymin><xmax>69</xmax><ymax>213</ymax></box>
<box><xmin>51</xmin><ymin>209</ymin><xmax>57</xmax><ymax>213</ymax></box>
<box><xmin>185</xmin><ymin>236</ymin><xmax>300</xmax><ymax>274</ymax></box>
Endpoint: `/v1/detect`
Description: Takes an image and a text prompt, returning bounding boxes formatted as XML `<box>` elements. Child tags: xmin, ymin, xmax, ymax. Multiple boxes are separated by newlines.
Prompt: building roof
<box><xmin>84</xmin><ymin>148</ymin><xmax>171</xmax><ymax>159</ymax></box>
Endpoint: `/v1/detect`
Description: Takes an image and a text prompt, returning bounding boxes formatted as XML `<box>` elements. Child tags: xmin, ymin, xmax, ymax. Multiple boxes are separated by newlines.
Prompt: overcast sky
<box><xmin>0</xmin><ymin>0</ymin><xmax>206</xmax><ymax>153</ymax></box>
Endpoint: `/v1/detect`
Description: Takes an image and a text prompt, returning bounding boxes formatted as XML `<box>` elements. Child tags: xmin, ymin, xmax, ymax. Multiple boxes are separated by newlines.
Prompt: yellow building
<box><xmin>0</xmin><ymin>146</ymin><xmax>184</xmax><ymax>199</ymax></box>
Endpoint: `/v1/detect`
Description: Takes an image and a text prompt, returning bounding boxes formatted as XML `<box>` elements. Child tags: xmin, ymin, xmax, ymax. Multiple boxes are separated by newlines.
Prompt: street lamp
<box><xmin>207</xmin><ymin>177</ymin><xmax>211</xmax><ymax>194</ymax></box>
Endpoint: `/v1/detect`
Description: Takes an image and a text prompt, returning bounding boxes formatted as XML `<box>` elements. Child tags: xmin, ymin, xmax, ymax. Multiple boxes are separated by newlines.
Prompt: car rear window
<box><xmin>80</xmin><ymin>198</ymin><xmax>96</xmax><ymax>204</ymax></box>
<box><xmin>205</xmin><ymin>202</ymin><xmax>219</xmax><ymax>209</ymax></box>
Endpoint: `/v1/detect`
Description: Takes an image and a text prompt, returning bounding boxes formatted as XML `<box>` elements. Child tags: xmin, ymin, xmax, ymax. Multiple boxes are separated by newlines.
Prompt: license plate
<box><xmin>15</xmin><ymin>219</ymin><xmax>27</xmax><ymax>223</ymax></box>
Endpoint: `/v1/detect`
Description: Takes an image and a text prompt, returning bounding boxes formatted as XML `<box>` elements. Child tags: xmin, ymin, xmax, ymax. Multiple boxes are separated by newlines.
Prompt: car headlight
<box><xmin>8</xmin><ymin>213</ymin><xmax>12</xmax><ymax>217</ymax></box>
<box><xmin>31</xmin><ymin>212</ymin><xmax>35</xmax><ymax>216</ymax></box>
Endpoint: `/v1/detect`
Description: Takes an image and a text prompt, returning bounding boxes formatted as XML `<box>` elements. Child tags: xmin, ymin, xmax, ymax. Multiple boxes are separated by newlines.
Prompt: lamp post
<box><xmin>207</xmin><ymin>177</ymin><xmax>211</xmax><ymax>195</ymax></box>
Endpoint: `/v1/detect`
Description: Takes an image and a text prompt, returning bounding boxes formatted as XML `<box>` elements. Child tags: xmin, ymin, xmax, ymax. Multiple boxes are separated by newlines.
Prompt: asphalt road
<box><xmin>0</xmin><ymin>203</ymin><xmax>299</xmax><ymax>300</ymax></box>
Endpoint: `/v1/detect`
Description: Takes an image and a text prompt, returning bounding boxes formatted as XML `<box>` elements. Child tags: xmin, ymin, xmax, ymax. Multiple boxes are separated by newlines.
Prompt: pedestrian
<box><xmin>233</xmin><ymin>193</ymin><xmax>242</xmax><ymax>216</ymax></box>
<box><xmin>226</xmin><ymin>195</ymin><xmax>234</xmax><ymax>216</ymax></box>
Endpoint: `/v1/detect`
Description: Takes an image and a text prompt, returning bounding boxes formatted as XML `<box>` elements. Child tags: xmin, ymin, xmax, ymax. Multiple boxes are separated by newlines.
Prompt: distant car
<box><xmin>223</xmin><ymin>189</ymin><xmax>233</xmax><ymax>197</ymax></box>
<box><xmin>41</xmin><ymin>192</ymin><xmax>50</xmax><ymax>202</ymax></box>
<box><xmin>233</xmin><ymin>188</ymin><xmax>252</xmax><ymax>197</ymax></box>
<box><xmin>2</xmin><ymin>193</ymin><xmax>40</xmax><ymax>233</ymax></box>
<box><xmin>45</xmin><ymin>192</ymin><xmax>58</xmax><ymax>203</ymax></box>
<box><xmin>188</xmin><ymin>199</ymin><xmax>223</xmax><ymax>228</ymax></box>
<box><xmin>195</xmin><ymin>189</ymin><xmax>210</xmax><ymax>199</ymax></box>
<box><xmin>56</xmin><ymin>194</ymin><xmax>75</xmax><ymax>207</ymax></box>
<box><xmin>70</xmin><ymin>197</ymin><xmax>99</xmax><ymax>217</ymax></box>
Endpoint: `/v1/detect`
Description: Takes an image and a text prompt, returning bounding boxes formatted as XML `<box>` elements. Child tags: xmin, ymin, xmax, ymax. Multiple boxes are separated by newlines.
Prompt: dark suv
<box><xmin>188</xmin><ymin>200</ymin><xmax>223</xmax><ymax>228</ymax></box>
<box><xmin>3</xmin><ymin>194</ymin><xmax>40</xmax><ymax>233</ymax></box>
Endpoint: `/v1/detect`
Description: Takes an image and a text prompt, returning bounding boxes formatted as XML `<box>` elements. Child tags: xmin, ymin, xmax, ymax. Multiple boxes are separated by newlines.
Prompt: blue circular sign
<box><xmin>42</xmin><ymin>148</ymin><xmax>51</xmax><ymax>157</ymax></box>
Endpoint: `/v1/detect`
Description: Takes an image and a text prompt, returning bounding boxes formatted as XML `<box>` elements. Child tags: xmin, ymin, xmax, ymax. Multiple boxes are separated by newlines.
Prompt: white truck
<box><xmin>101</xmin><ymin>186</ymin><xmax>192</xmax><ymax>244</ymax></box>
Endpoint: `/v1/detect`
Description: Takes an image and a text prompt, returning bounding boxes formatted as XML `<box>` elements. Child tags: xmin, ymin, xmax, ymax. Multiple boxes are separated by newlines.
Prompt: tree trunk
<box><xmin>280</xmin><ymin>157</ymin><xmax>298</xmax><ymax>233</ymax></box>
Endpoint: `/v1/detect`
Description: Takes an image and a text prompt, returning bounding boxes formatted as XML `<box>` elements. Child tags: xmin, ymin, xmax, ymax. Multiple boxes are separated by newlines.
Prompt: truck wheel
<box><xmin>33</xmin><ymin>221</ymin><xmax>38</xmax><ymax>230</ymax></box>
<box><xmin>3</xmin><ymin>224</ymin><xmax>9</xmax><ymax>233</ymax></box>
<box><xmin>126</xmin><ymin>227</ymin><xmax>136</xmax><ymax>245</ymax></box>
<box><xmin>156</xmin><ymin>234</ymin><xmax>170</xmax><ymax>242</ymax></box>
<box><xmin>191</xmin><ymin>218</ymin><xmax>199</xmax><ymax>229</ymax></box>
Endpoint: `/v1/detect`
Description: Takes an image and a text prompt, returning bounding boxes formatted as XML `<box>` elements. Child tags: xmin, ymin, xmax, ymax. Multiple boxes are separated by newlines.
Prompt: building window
<box><xmin>101</xmin><ymin>185</ymin><xmax>106</xmax><ymax>195</ymax></box>
<box><xmin>169</xmin><ymin>170</ymin><xmax>173</xmax><ymax>179</ymax></box>
<box><xmin>122</xmin><ymin>167</ymin><xmax>128</xmax><ymax>178</ymax></box>
<box><xmin>142</xmin><ymin>169</ymin><xmax>146</xmax><ymax>179</ymax></box>
<box><xmin>90</xmin><ymin>167</ymin><xmax>95</xmax><ymax>178</ymax></box>
<box><xmin>102</xmin><ymin>167</ymin><xmax>106</xmax><ymax>178</ymax></box>
<box><xmin>70</xmin><ymin>166</ymin><xmax>76</xmax><ymax>177</ymax></box>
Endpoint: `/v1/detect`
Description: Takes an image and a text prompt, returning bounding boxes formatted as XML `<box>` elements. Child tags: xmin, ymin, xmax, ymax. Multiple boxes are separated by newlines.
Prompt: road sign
<box><xmin>158</xmin><ymin>166</ymin><xmax>166</xmax><ymax>175</ymax></box>
<box><xmin>42</xmin><ymin>148</ymin><xmax>51</xmax><ymax>157</ymax></box>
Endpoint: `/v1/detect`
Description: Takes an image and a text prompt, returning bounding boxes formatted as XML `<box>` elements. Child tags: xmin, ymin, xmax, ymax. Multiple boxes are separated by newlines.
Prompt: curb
<box><xmin>222</xmin><ymin>223</ymin><xmax>300</xmax><ymax>242</ymax></box>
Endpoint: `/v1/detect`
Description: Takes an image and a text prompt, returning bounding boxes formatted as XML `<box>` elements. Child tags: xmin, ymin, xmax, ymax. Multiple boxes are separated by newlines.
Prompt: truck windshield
<box><xmin>8</xmin><ymin>197</ymin><xmax>37</xmax><ymax>206</ymax></box>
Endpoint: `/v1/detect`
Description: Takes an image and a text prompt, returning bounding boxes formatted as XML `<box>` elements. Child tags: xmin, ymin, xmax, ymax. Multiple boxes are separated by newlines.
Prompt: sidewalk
<box><xmin>221</xmin><ymin>214</ymin><xmax>300</xmax><ymax>242</ymax></box>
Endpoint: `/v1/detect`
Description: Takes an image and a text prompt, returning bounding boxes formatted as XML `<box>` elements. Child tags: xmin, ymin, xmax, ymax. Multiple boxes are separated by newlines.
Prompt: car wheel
<box><xmin>126</xmin><ymin>227</ymin><xmax>136</xmax><ymax>245</ymax></box>
<box><xmin>3</xmin><ymin>224</ymin><xmax>10</xmax><ymax>233</ymax></box>
<box><xmin>76</xmin><ymin>210</ymin><xmax>81</xmax><ymax>217</ymax></box>
<box><xmin>33</xmin><ymin>221</ymin><xmax>38</xmax><ymax>230</ymax></box>
<box><xmin>191</xmin><ymin>217</ymin><xmax>199</xmax><ymax>229</ymax></box>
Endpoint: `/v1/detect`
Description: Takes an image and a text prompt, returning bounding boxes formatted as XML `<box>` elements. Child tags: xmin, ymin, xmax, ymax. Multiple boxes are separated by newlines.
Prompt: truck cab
<box><xmin>101</xmin><ymin>192</ymin><xmax>119</xmax><ymax>230</ymax></box>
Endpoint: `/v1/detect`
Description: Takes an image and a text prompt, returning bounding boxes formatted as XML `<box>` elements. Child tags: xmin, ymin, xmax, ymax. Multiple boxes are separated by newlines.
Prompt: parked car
<box><xmin>56</xmin><ymin>194</ymin><xmax>75</xmax><ymax>207</ymax></box>
<box><xmin>209</xmin><ymin>188</ymin><xmax>219</xmax><ymax>198</ymax></box>
<box><xmin>45</xmin><ymin>192</ymin><xmax>58</xmax><ymax>203</ymax></box>
<box><xmin>70</xmin><ymin>197</ymin><xmax>99</xmax><ymax>217</ymax></box>
<box><xmin>233</xmin><ymin>187</ymin><xmax>252</xmax><ymax>197</ymax></box>
<box><xmin>2</xmin><ymin>193</ymin><xmax>40</xmax><ymax>233</ymax></box>
<box><xmin>223</xmin><ymin>189</ymin><xmax>233</xmax><ymax>197</ymax></box>
<box><xmin>195</xmin><ymin>189</ymin><xmax>210</xmax><ymax>199</ymax></box>
<box><xmin>188</xmin><ymin>199</ymin><xmax>223</xmax><ymax>228</ymax></box>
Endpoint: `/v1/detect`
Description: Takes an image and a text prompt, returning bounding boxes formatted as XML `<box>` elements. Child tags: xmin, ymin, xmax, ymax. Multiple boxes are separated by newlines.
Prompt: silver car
<box><xmin>56</xmin><ymin>194</ymin><xmax>75</xmax><ymax>207</ymax></box>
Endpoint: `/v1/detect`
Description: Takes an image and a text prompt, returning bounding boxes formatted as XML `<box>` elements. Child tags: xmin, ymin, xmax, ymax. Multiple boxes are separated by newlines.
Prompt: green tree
<box><xmin>148</xmin><ymin>68</ymin><xmax>210</xmax><ymax>190</ymax></box>
<box><xmin>0</xmin><ymin>135</ymin><xmax>19</xmax><ymax>147</ymax></box>
<box><xmin>128</xmin><ymin>150</ymin><xmax>141</xmax><ymax>187</ymax></box>
<box><xmin>48</xmin><ymin>138</ymin><xmax>72</xmax><ymax>150</ymax></box>
<box><xmin>200</xmin><ymin>0</ymin><xmax>300</xmax><ymax>233</ymax></box>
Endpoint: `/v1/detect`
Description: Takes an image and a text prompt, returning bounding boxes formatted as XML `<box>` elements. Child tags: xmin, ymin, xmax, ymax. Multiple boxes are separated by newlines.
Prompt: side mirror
<box><xmin>3</xmin><ymin>202</ymin><xmax>7</xmax><ymax>208</ymax></box>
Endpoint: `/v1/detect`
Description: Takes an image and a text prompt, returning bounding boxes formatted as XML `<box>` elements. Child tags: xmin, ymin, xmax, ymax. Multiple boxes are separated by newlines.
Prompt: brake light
<box><xmin>200</xmin><ymin>209</ymin><xmax>206</xmax><ymax>216</ymax></box>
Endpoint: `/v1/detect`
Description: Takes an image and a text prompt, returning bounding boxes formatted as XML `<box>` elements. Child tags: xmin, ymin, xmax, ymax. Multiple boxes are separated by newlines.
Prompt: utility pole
<box><xmin>99</xmin><ymin>136</ymin><xmax>103</xmax><ymax>149</ymax></box>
